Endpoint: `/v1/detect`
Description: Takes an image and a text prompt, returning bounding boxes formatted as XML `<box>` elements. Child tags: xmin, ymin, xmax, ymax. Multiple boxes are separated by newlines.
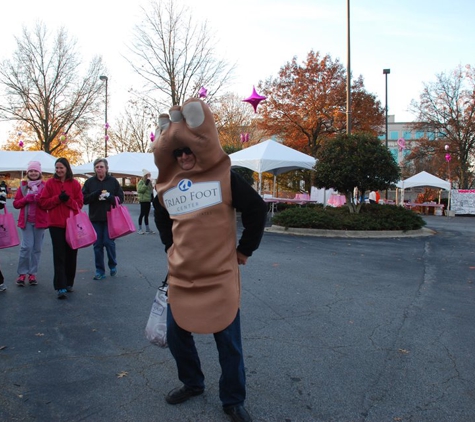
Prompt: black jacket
<box><xmin>154</xmin><ymin>170</ymin><xmax>267</xmax><ymax>257</ymax></box>
<box><xmin>82</xmin><ymin>175</ymin><xmax>124</xmax><ymax>222</ymax></box>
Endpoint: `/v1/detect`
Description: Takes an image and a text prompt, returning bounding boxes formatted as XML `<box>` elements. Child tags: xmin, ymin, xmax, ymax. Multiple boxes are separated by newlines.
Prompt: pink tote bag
<box><xmin>107</xmin><ymin>197</ymin><xmax>136</xmax><ymax>239</ymax></box>
<box><xmin>0</xmin><ymin>204</ymin><xmax>20</xmax><ymax>249</ymax></box>
<box><xmin>65</xmin><ymin>210</ymin><xmax>97</xmax><ymax>249</ymax></box>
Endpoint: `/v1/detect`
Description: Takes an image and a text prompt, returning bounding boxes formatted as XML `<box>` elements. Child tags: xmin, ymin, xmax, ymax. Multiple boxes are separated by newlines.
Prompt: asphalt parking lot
<box><xmin>1</xmin><ymin>201</ymin><xmax>475</xmax><ymax>422</ymax></box>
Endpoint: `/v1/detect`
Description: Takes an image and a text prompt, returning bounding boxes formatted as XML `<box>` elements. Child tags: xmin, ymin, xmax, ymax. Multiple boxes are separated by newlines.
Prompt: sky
<box><xmin>1</xmin><ymin>0</ymin><xmax>474</xmax><ymax>147</ymax></box>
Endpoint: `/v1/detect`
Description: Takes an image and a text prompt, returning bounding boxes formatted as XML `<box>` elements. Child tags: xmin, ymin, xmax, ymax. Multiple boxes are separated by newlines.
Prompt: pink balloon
<box><xmin>199</xmin><ymin>86</ymin><xmax>208</xmax><ymax>98</ymax></box>
<box><xmin>243</xmin><ymin>86</ymin><xmax>266</xmax><ymax>113</ymax></box>
<box><xmin>150</xmin><ymin>132</ymin><xmax>155</xmax><ymax>142</ymax></box>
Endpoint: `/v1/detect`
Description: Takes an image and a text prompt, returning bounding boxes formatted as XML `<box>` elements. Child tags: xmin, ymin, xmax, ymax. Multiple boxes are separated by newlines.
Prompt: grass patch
<box><xmin>271</xmin><ymin>204</ymin><xmax>426</xmax><ymax>231</ymax></box>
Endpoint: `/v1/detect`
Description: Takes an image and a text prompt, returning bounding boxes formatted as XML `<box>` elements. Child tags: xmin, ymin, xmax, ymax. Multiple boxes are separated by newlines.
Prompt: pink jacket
<box><xmin>13</xmin><ymin>181</ymin><xmax>49</xmax><ymax>229</ymax></box>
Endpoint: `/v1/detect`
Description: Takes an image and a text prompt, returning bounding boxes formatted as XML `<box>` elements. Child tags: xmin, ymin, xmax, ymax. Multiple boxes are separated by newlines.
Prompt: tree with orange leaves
<box><xmin>257</xmin><ymin>51</ymin><xmax>384</xmax><ymax>156</ymax></box>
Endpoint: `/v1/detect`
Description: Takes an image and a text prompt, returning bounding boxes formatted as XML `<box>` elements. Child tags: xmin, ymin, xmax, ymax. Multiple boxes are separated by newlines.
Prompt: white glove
<box><xmin>99</xmin><ymin>191</ymin><xmax>110</xmax><ymax>201</ymax></box>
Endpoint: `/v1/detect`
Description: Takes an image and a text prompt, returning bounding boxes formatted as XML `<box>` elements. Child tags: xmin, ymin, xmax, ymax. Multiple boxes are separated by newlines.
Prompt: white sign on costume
<box><xmin>163</xmin><ymin>180</ymin><xmax>222</xmax><ymax>216</ymax></box>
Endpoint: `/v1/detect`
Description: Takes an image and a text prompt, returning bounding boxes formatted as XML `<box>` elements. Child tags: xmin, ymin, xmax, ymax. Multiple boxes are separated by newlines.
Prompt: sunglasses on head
<box><xmin>173</xmin><ymin>147</ymin><xmax>193</xmax><ymax>158</ymax></box>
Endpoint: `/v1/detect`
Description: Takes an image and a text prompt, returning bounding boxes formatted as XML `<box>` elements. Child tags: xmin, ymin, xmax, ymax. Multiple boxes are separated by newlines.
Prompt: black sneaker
<box><xmin>165</xmin><ymin>385</ymin><xmax>204</xmax><ymax>405</ymax></box>
<box><xmin>223</xmin><ymin>404</ymin><xmax>252</xmax><ymax>422</ymax></box>
<box><xmin>57</xmin><ymin>289</ymin><xmax>67</xmax><ymax>299</ymax></box>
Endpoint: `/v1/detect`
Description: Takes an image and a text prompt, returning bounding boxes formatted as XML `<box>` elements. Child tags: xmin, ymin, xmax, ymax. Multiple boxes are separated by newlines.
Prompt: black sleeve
<box><xmin>82</xmin><ymin>179</ymin><xmax>97</xmax><ymax>205</ymax></box>
<box><xmin>154</xmin><ymin>195</ymin><xmax>173</xmax><ymax>252</ymax></box>
<box><xmin>231</xmin><ymin>171</ymin><xmax>268</xmax><ymax>257</ymax></box>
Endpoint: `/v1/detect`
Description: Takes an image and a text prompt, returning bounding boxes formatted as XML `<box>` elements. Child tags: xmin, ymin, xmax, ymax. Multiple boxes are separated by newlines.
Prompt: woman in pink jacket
<box><xmin>39</xmin><ymin>158</ymin><xmax>83</xmax><ymax>299</ymax></box>
<box><xmin>13</xmin><ymin>161</ymin><xmax>49</xmax><ymax>287</ymax></box>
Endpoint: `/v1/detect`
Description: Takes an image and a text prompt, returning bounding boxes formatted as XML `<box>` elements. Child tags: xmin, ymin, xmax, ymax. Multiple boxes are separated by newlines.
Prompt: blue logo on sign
<box><xmin>178</xmin><ymin>179</ymin><xmax>192</xmax><ymax>191</ymax></box>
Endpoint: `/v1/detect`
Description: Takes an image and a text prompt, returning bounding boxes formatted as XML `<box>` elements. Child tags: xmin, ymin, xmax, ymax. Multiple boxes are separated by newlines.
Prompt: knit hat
<box><xmin>27</xmin><ymin>161</ymin><xmax>42</xmax><ymax>173</ymax></box>
<box><xmin>142</xmin><ymin>168</ymin><xmax>151</xmax><ymax>176</ymax></box>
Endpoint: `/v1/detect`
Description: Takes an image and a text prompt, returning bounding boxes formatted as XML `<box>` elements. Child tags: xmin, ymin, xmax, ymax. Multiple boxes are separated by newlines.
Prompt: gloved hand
<box><xmin>99</xmin><ymin>191</ymin><xmax>110</xmax><ymax>201</ymax></box>
<box><xmin>93</xmin><ymin>190</ymin><xmax>102</xmax><ymax>199</ymax></box>
<box><xmin>59</xmin><ymin>191</ymin><xmax>70</xmax><ymax>202</ymax></box>
<box><xmin>145</xmin><ymin>179</ymin><xmax>150</xmax><ymax>186</ymax></box>
<box><xmin>25</xmin><ymin>194</ymin><xmax>36</xmax><ymax>203</ymax></box>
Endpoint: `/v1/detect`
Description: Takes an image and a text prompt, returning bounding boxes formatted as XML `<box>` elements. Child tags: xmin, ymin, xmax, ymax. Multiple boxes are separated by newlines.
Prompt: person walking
<box><xmin>82</xmin><ymin>158</ymin><xmax>124</xmax><ymax>280</ymax></box>
<box><xmin>38</xmin><ymin>158</ymin><xmax>83</xmax><ymax>299</ymax></box>
<box><xmin>153</xmin><ymin>99</ymin><xmax>267</xmax><ymax>422</ymax></box>
<box><xmin>137</xmin><ymin>169</ymin><xmax>154</xmax><ymax>234</ymax></box>
<box><xmin>12</xmin><ymin>161</ymin><xmax>49</xmax><ymax>287</ymax></box>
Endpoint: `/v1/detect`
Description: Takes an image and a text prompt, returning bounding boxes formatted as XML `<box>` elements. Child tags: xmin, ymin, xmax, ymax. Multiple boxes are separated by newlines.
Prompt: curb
<box><xmin>265</xmin><ymin>225</ymin><xmax>436</xmax><ymax>238</ymax></box>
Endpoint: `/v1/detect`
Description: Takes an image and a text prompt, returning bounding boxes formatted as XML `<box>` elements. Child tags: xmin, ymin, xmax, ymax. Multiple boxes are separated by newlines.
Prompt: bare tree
<box><xmin>410</xmin><ymin>65</ymin><xmax>475</xmax><ymax>188</ymax></box>
<box><xmin>213</xmin><ymin>93</ymin><xmax>266</xmax><ymax>151</ymax></box>
<box><xmin>0</xmin><ymin>22</ymin><xmax>106</xmax><ymax>155</ymax></box>
<box><xmin>126</xmin><ymin>0</ymin><xmax>234</xmax><ymax>109</ymax></box>
<box><xmin>109</xmin><ymin>98</ymin><xmax>155</xmax><ymax>153</ymax></box>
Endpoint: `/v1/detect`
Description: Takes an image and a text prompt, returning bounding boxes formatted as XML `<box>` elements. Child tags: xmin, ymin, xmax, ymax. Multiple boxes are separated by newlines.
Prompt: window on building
<box><xmin>415</xmin><ymin>131</ymin><xmax>424</xmax><ymax>139</ymax></box>
<box><xmin>427</xmin><ymin>132</ymin><xmax>435</xmax><ymax>140</ymax></box>
<box><xmin>403</xmin><ymin>131</ymin><xmax>412</xmax><ymax>139</ymax></box>
<box><xmin>390</xmin><ymin>131</ymin><xmax>399</xmax><ymax>140</ymax></box>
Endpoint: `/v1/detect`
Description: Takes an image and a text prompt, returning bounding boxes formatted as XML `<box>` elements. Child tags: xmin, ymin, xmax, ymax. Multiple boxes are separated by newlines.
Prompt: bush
<box><xmin>271</xmin><ymin>204</ymin><xmax>426</xmax><ymax>231</ymax></box>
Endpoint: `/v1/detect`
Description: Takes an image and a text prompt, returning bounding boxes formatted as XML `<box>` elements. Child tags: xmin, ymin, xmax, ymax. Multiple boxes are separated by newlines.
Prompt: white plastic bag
<box><xmin>145</xmin><ymin>283</ymin><xmax>168</xmax><ymax>348</ymax></box>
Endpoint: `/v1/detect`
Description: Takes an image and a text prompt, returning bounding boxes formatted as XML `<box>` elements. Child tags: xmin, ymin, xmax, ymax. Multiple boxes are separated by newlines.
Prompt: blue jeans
<box><xmin>167</xmin><ymin>306</ymin><xmax>246</xmax><ymax>407</ymax></box>
<box><xmin>92</xmin><ymin>222</ymin><xmax>117</xmax><ymax>274</ymax></box>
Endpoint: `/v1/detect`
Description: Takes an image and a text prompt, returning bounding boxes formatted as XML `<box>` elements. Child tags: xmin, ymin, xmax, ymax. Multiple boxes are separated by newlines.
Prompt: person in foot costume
<box><xmin>153</xmin><ymin>98</ymin><xmax>267</xmax><ymax>422</ymax></box>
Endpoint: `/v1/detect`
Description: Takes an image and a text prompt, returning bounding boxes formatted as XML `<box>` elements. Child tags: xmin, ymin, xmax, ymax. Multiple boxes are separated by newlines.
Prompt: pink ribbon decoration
<box><xmin>150</xmin><ymin>132</ymin><xmax>155</xmax><ymax>142</ymax></box>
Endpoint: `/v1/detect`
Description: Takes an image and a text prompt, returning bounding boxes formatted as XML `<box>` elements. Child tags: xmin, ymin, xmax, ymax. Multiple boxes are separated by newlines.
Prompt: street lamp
<box><xmin>383</xmin><ymin>69</ymin><xmax>390</xmax><ymax>149</ymax></box>
<box><xmin>346</xmin><ymin>0</ymin><xmax>351</xmax><ymax>135</ymax></box>
<box><xmin>99</xmin><ymin>75</ymin><xmax>108</xmax><ymax>157</ymax></box>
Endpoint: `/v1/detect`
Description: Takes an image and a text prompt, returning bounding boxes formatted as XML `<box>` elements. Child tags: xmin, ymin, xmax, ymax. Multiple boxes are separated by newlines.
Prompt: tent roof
<box><xmin>73</xmin><ymin>152</ymin><xmax>158</xmax><ymax>179</ymax></box>
<box><xmin>396</xmin><ymin>171</ymin><xmax>450</xmax><ymax>190</ymax></box>
<box><xmin>228</xmin><ymin>140</ymin><xmax>316</xmax><ymax>175</ymax></box>
<box><xmin>0</xmin><ymin>151</ymin><xmax>58</xmax><ymax>178</ymax></box>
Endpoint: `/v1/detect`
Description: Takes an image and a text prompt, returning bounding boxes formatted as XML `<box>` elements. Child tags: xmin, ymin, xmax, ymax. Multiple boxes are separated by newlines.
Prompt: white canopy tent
<box><xmin>73</xmin><ymin>152</ymin><xmax>158</xmax><ymax>179</ymax></box>
<box><xmin>0</xmin><ymin>150</ymin><xmax>58</xmax><ymax>178</ymax></box>
<box><xmin>228</xmin><ymin>140</ymin><xmax>316</xmax><ymax>194</ymax></box>
<box><xmin>396</xmin><ymin>171</ymin><xmax>451</xmax><ymax>206</ymax></box>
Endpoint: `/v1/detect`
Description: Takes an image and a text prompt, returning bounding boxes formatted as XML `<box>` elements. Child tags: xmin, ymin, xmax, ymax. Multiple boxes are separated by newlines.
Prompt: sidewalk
<box><xmin>1</xmin><ymin>201</ymin><xmax>475</xmax><ymax>421</ymax></box>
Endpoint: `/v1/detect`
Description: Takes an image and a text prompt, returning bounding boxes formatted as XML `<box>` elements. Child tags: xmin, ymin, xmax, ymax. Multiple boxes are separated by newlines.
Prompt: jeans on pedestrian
<box><xmin>167</xmin><ymin>306</ymin><xmax>246</xmax><ymax>407</ymax></box>
<box><xmin>92</xmin><ymin>221</ymin><xmax>117</xmax><ymax>274</ymax></box>
<box><xmin>17</xmin><ymin>222</ymin><xmax>46</xmax><ymax>275</ymax></box>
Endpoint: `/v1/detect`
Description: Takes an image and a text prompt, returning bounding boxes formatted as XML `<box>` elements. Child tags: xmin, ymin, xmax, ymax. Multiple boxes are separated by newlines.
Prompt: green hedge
<box><xmin>271</xmin><ymin>204</ymin><xmax>426</xmax><ymax>231</ymax></box>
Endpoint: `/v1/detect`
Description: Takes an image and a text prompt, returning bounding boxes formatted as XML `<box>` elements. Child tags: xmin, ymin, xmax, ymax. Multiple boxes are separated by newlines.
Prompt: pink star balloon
<box><xmin>199</xmin><ymin>86</ymin><xmax>208</xmax><ymax>98</ymax></box>
<box><xmin>243</xmin><ymin>86</ymin><xmax>266</xmax><ymax>113</ymax></box>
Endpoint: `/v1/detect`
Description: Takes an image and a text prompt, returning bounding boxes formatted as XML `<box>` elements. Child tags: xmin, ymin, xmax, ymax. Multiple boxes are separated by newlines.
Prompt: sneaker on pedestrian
<box><xmin>57</xmin><ymin>289</ymin><xmax>67</xmax><ymax>299</ymax></box>
<box><xmin>93</xmin><ymin>272</ymin><xmax>106</xmax><ymax>280</ymax></box>
<box><xmin>28</xmin><ymin>274</ymin><xmax>38</xmax><ymax>286</ymax></box>
<box><xmin>16</xmin><ymin>274</ymin><xmax>26</xmax><ymax>287</ymax></box>
<box><xmin>66</xmin><ymin>286</ymin><xmax>74</xmax><ymax>292</ymax></box>
<box><xmin>137</xmin><ymin>230</ymin><xmax>145</xmax><ymax>235</ymax></box>
<box><xmin>110</xmin><ymin>267</ymin><xmax>118</xmax><ymax>277</ymax></box>
<box><xmin>0</xmin><ymin>284</ymin><xmax>6</xmax><ymax>292</ymax></box>
<box><xmin>145</xmin><ymin>230</ymin><xmax>155</xmax><ymax>234</ymax></box>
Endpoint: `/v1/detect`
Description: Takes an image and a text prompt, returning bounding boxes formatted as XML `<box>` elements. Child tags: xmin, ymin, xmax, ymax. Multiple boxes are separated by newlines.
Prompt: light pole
<box><xmin>383</xmin><ymin>69</ymin><xmax>390</xmax><ymax>149</ymax></box>
<box><xmin>346</xmin><ymin>0</ymin><xmax>351</xmax><ymax>135</ymax></box>
<box><xmin>99</xmin><ymin>75</ymin><xmax>108</xmax><ymax>157</ymax></box>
